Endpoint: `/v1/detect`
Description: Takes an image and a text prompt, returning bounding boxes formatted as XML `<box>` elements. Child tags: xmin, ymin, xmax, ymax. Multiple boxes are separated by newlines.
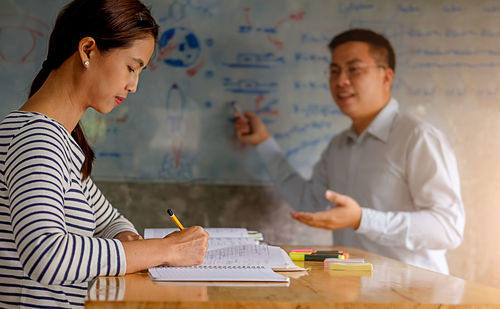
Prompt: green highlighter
<box><xmin>289</xmin><ymin>252</ymin><xmax>345</xmax><ymax>261</ymax></box>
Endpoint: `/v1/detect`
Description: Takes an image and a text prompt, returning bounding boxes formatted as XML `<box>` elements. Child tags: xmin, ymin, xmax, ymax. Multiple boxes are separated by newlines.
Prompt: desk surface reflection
<box><xmin>85</xmin><ymin>246</ymin><xmax>500</xmax><ymax>308</ymax></box>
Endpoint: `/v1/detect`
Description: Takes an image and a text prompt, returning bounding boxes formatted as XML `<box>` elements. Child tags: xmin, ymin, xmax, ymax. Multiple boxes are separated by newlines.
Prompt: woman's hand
<box><xmin>121</xmin><ymin>226</ymin><xmax>209</xmax><ymax>273</ymax></box>
<box><xmin>161</xmin><ymin>226</ymin><xmax>210</xmax><ymax>266</ymax></box>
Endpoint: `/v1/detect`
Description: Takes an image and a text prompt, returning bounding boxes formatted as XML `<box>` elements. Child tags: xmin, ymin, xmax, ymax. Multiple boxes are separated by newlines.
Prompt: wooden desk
<box><xmin>85</xmin><ymin>246</ymin><xmax>500</xmax><ymax>308</ymax></box>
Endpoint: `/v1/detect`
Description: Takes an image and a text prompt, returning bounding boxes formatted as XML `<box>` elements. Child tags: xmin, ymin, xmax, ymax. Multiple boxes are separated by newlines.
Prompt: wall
<box><xmin>2</xmin><ymin>0</ymin><xmax>500</xmax><ymax>288</ymax></box>
<box><xmin>94</xmin><ymin>182</ymin><xmax>332</xmax><ymax>246</ymax></box>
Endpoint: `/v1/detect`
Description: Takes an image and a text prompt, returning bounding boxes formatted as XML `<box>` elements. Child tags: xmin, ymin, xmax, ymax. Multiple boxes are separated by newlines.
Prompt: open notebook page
<box><xmin>144</xmin><ymin>228</ymin><xmax>256</xmax><ymax>250</ymax></box>
<box><xmin>202</xmin><ymin>244</ymin><xmax>304</xmax><ymax>271</ymax></box>
<box><xmin>145</xmin><ymin>228</ymin><xmax>305</xmax><ymax>271</ymax></box>
<box><xmin>206</xmin><ymin>237</ymin><xmax>256</xmax><ymax>250</ymax></box>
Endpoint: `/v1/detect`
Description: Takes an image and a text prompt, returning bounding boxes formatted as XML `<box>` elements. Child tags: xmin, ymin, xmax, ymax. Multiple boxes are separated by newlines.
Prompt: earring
<box><xmin>84</xmin><ymin>60</ymin><xmax>89</xmax><ymax>67</ymax></box>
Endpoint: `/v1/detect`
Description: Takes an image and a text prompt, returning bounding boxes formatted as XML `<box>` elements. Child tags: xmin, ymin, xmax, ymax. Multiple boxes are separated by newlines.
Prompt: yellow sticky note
<box><xmin>329</xmin><ymin>263</ymin><xmax>373</xmax><ymax>271</ymax></box>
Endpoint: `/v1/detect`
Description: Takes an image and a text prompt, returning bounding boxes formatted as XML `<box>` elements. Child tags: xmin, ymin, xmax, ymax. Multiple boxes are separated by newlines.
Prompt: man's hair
<box><xmin>328</xmin><ymin>28</ymin><xmax>396</xmax><ymax>72</ymax></box>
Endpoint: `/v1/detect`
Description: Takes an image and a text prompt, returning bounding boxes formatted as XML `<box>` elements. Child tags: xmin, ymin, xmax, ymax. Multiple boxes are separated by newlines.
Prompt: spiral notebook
<box><xmin>144</xmin><ymin>228</ymin><xmax>305</xmax><ymax>272</ymax></box>
<box><xmin>149</xmin><ymin>266</ymin><xmax>290</xmax><ymax>282</ymax></box>
<box><xmin>148</xmin><ymin>245</ymin><xmax>298</xmax><ymax>282</ymax></box>
<box><xmin>145</xmin><ymin>228</ymin><xmax>303</xmax><ymax>282</ymax></box>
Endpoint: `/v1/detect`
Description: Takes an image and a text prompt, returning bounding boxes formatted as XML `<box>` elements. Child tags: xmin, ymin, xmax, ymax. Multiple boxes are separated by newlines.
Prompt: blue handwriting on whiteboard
<box><xmin>410</xmin><ymin>62</ymin><xmax>500</xmax><ymax>69</ymax></box>
<box><xmin>407</xmin><ymin>28</ymin><xmax>441</xmax><ymax>38</ymax></box>
<box><xmin>161</xmin><ymin>0</ymin><xmax>213</xmax><ymax>23</ymax></box>
<box><xmin>338</xmin><ymin>3</ymin><xmax>374</xmax><ymax>15</ymax></box>
<box><xmin>406</xmin><ymin>28</ymin><xmax>500</xmax><ymax>38</ymax></box>
<box><xmin>295</xmin><ymin>52</ymin><xmax>330</xmax><ymax>64</ymax></box>
<box><xmin>293</xmin><ymin>104</ymin><xmax>343</xmax><ymax>117</ymax></box>
<box><xmin>256</xmin><ymin>98</ymin><xmax>279</xmax><ymax>113</ymax></box>
<box><xmin>274</xmin><ymin>121</ymin><xmax>333</xmax><ymax>140</ymax></box>
<box><xmin>223</xmin><ymin>77</ymin><xmax>278</xmax><ymax>94</ymax></box>
<box><xmin>411</xmin><ymin>48</ymin><xmax>500</xmax><ymax>56</ymax></box>
<box><xmin>301</xmin><ymin>33</ymin><xmax>331</xmax><ymax>44</ymax></box>
<box><xmin>445</xmin><ymin>88</ymin><xmax>467</xmax><ymax>97</ymax></box>
<box><xmin>294</xmin><ymin>81</ymin><xmax>329</xmax><ymax>91</ymax></box>
<box><xmin>239</xmin><ymin>26</ymin><xmax>276</xmax><ymax>34</ymax></box>
<box><xmin>224</xmin><ymin>52</ymin><xmax>285</xmax><ymax>69</ymax></box>
<box><xmin>446</xmin><ymin>29</ymin><xmax>478</xmax><ymax>38</ymax></box>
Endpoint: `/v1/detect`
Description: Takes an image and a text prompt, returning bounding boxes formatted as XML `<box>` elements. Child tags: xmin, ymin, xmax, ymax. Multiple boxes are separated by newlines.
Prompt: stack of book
<box><xmin>247</xmin><ymin>230</ymin><xmax>264</xmax><ymax>243</ymax></box>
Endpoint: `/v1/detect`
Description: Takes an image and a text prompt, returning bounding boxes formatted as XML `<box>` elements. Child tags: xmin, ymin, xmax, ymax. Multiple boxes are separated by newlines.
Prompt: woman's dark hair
<box><xmin>328</xmin><ymin>28</ymin><xmax>396</xmax><ymax>72</ymax></box>
<box><xmin>29</xmin><ymin>0</ymin><xmax>159</xmax><ymax>180</ymax></box>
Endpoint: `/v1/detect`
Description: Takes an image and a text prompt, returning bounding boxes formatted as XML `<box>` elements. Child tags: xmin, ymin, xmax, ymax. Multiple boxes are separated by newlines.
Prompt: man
<box><xmin>234</xmin><ymin>29</ymin><xmax>465</xmax><ymax>274</ymax></box>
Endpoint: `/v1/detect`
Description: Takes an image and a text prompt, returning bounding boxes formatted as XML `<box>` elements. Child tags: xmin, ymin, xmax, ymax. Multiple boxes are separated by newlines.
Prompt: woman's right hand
<box><xmin>122</xmin><ymin>225</ymin><xmax>210</xmax><ymax>273</ymax></box>
<box><xmin>162</xmin><ymin>226</ymin><xmax>209</xmax><ymax>266</ymax></box>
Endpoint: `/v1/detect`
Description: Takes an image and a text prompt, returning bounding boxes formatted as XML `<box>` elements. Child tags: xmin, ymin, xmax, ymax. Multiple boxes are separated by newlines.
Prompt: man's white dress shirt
<box><xmin>256</xmin><ymin>98</ymin><xmax>465</xmax><ymax>274</ymax></box>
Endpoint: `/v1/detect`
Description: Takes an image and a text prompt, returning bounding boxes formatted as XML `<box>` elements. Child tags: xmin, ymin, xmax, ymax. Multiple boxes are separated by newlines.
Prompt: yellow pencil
<box><xmin>167</xmin><ymin>209</ymin><xmax>184</xmax><ymax>230</ymax></box>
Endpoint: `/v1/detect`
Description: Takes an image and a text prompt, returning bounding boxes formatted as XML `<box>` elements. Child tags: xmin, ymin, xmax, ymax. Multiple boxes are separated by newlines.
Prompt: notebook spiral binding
<box><xmin>157</xmin><ymin>265</ymin><xmax>266</xmax><ymax>269</ymax></box>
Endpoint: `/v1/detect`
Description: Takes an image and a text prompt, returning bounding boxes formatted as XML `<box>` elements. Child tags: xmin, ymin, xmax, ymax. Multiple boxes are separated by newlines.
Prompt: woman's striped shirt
<box><xmin>0</xmin><ymin>111</ymin><xmax>137</xmax><ymax>308</ymax></box>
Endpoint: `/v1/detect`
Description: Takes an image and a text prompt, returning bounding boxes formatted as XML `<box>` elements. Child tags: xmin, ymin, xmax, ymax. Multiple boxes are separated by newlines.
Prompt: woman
<box><xmin>0</xmin><ymin>0</ymin><xmax>209</xmax><ymax>307</ymax></box>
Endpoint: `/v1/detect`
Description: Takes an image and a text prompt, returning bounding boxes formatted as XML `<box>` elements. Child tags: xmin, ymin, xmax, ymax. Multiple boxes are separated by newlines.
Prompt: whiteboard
<box><xmin>0</xmin><ymin>0</ymin><xmax>498</xmax><ymax>184</ymax></box>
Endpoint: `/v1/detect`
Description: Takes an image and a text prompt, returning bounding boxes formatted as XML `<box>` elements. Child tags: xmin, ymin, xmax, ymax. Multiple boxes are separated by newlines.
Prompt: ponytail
<box><xmin>29</xmin><ymin>61</ymin><xmax>52</xmax><ymax>98</ymax></box>
<box><xmin>71</xmin><ymin>123</ymin><xmax>95</xmax><ymax>180</ymax></box>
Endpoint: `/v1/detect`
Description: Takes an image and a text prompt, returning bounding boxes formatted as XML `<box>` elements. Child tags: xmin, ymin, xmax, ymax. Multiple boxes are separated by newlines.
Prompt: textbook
<box><xmin>145</xmin><ymin>228</ymin><xmax>304</xmax><ymax>282</ymax></box>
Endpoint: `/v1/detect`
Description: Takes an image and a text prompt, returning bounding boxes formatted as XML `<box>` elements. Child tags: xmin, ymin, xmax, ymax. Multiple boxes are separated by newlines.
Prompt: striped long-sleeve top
<box><xmin>0</xmin><ymin>111</ymin><xmax>137</xmax><ymax>308</ymax></box>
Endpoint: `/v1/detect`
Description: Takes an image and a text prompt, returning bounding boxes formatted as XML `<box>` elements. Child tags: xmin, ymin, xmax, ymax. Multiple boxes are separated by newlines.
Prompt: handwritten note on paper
<box><xmin>201</xmin><ymin>245</ymin><xmax>298</xmax><ymax>270</ymax></box>
<box><xmin>144</xmin><ymin>227</ymin><xmax>257</xmax><ymax>250</ymax></box>
<box><xmin>207</xmin><ymin>237</ymin><xmax>256</xmax><ymax>250</ymax></box>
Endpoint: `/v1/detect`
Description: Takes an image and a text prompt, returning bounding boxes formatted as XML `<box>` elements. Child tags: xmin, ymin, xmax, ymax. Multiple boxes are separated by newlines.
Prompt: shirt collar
<box><xmin>346</xmin><ymin>98</ymin><xmax>399</xmax><ymax>144</ymax></box>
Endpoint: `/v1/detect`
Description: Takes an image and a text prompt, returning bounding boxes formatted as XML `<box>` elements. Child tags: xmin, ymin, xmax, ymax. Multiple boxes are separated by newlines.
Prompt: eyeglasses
<box><xmin>325</xmin><ymin>64</ymin><xmax>386</xmax><ymax>80</ymax></box>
